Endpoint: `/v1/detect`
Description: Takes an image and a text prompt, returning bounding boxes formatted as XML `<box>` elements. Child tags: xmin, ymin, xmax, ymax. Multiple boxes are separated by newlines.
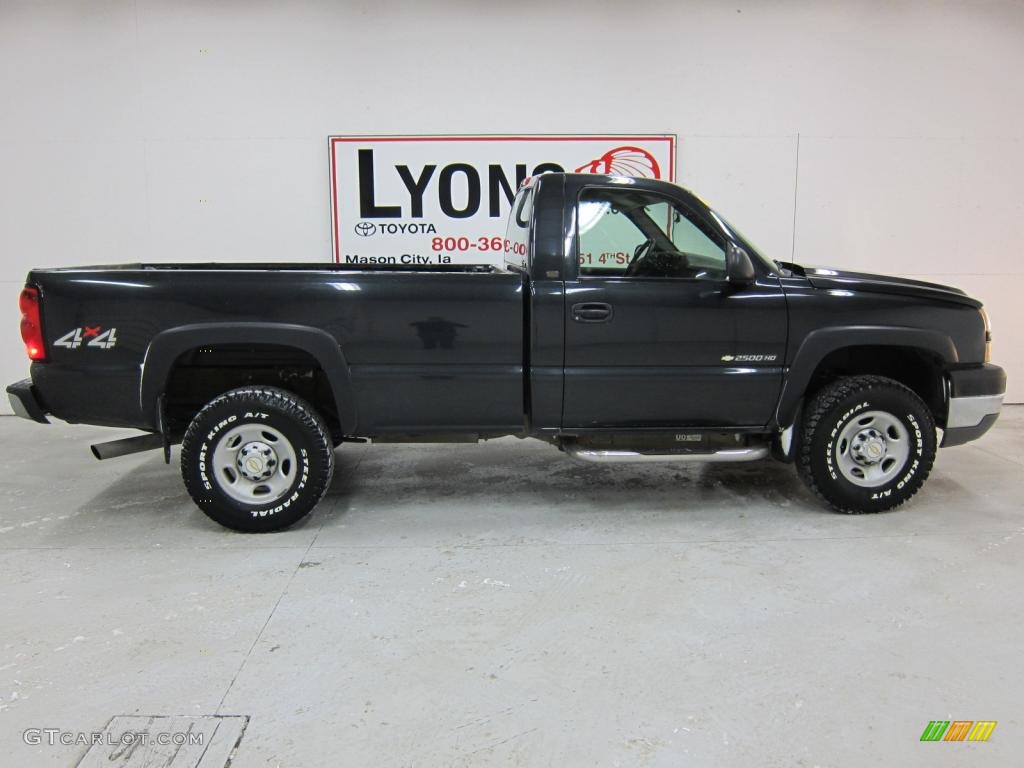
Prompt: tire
<box><xmin>181</xmin><ymin>386</ymin><xmax>334</xmax><ymax>532</ymax></box>
<box><xmin>796</xmin><ymin>375</ymin><xmax>936</xmax><ymax>514</ymax></box>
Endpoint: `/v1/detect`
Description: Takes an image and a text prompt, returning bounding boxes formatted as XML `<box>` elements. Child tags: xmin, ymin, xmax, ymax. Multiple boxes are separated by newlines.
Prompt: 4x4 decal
<box><xmin>54</xmin><ymin>326</ymin><xmax>118</xmax><ymax>350</ymax></box>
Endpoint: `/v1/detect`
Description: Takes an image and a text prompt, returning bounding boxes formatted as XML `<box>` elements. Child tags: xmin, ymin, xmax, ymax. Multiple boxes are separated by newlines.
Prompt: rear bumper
<box><xmin>942</xmin><ymin>364</ymin><xmax>1006</xmax><ymax>447</ymax></box>
<box><xmin>26</xmin><ymin>362</ymin><xmax>148</xmax><ymax>429</ymax></box>
<box><xmin>6</xmin><ymin>379</ymin><xmax>50</xmax><ymax>424</ymax></box>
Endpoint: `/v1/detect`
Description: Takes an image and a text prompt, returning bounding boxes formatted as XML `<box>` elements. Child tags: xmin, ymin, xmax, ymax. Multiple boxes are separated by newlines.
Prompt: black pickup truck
<box><xmin>8</xmin><ymin>173</ymin><xmax>1006</xmax><ymax>531</ymax></box>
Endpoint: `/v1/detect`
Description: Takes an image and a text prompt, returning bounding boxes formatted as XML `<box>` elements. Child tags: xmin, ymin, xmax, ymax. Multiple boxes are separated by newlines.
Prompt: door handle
<box><xmin>572</xmin><ymin>302</ymin><xmax>613</xmax><ymax>323</ymax></box>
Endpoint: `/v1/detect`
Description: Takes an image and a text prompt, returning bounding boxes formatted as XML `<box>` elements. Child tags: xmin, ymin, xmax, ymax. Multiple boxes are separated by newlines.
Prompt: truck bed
<box><xmin>29</xmin><ymin>264</ymin><xmax>526</xmax><ymax>434</ymax></box>
<box><xmin>35</xmin><ymin>263</ymin><xmax>506</xmax><ymax>273</ymax></box>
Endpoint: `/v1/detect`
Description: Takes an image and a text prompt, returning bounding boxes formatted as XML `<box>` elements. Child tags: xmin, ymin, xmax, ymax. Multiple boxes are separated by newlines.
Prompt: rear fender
<box><xmin>140</xmin><ymin>323</ymin><xmax>357</xmax><ymax>433</ymax></box>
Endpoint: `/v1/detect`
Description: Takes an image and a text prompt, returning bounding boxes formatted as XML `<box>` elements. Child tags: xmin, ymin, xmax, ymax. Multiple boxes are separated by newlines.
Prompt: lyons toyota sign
<box><xmin>329</xmin><ymin>135</ymin><xmax>676</xmax><ymax>265</ymax></box>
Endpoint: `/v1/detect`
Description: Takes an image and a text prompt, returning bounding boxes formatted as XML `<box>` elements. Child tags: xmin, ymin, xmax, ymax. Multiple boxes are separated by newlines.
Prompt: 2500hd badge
<box><xmin>8</xmin><ymin>173</ymin><xmax>1006</xmax><ymax>532</ymax></box>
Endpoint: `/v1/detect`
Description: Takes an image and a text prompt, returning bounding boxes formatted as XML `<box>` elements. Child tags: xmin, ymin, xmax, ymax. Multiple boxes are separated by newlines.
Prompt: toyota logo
<box><xmin>354</xmin><ymin>221</ymin><xmax>376</xmax><ymax>237</ymax></box>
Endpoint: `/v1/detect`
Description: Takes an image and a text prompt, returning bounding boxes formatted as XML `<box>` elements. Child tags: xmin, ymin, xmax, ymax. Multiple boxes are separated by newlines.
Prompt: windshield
<box><xmin>708</xmin><ymin>209</ymin><xmax>783</xmax><ymax>274</ymax></box>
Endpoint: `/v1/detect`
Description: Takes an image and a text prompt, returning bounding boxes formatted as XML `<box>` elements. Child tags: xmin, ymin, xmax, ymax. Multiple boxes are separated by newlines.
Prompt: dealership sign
<box><xmin>328</xmin><ymin>135</ymin><xmax>676</xmax><ymax>265</ymax></box>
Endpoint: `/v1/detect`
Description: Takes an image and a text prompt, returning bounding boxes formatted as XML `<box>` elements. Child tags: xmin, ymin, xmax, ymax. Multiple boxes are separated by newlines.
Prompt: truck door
<box><xmin>562</xmin><ymin>185</ymin><xmax>786</xmax><ymax>429</ymax></box>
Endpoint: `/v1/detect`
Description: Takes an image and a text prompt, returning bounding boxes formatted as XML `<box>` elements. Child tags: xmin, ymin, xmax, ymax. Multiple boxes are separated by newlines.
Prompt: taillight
<box><xmin>19</xmin><ymin>286</ymin><xmax>46</xmax><ymax>361</ymax></box>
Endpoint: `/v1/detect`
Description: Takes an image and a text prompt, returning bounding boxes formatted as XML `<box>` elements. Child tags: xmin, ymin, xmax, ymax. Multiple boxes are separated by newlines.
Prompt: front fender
<box><xmin>775</xmin><ymin>325</ymin><xmax>957</xmax><ymax>428</ymax></box>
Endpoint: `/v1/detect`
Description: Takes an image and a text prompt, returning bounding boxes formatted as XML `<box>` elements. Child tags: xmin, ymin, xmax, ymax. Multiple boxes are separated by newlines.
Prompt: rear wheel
<box><xmin>181</xmin><ymin>386</ymin><xmax>334</xmax><ymax>532</ymax></box>
<box><xmin>796</xmin><ymin>375</ymin><xmax>936</xmax><ymax>513</ymax></box>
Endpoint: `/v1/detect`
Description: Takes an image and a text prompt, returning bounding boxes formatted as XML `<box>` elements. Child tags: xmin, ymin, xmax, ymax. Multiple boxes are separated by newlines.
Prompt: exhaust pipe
<box><xmin>90</xmin><ymin>433</ymin><xmax>165</xmax><ymax>461</ymax></box>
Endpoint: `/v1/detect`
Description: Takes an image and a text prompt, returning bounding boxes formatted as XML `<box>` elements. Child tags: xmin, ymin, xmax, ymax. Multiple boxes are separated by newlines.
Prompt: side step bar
<box><xmin>564</xmin><ymin>445</ymin><xmax>769</xmax><ymax>464</ymax></box>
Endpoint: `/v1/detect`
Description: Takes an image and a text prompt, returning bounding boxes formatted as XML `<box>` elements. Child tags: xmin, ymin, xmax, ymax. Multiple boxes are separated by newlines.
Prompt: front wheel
<box><xmin>796</xmin><ymin>375</ymin><xmax>936</xmax><ymax>514</ymax></box>
<box><xmin>181</xmin><ymin>386</ymin><xmax>334</xmax><ymax>532</ymax></box>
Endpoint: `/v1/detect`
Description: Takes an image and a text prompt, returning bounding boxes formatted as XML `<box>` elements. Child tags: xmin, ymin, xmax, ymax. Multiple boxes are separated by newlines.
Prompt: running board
<box><xmin>564</xmin><ymin>445</ymin><xmax>769</xmax><ymax>464</ymax></box>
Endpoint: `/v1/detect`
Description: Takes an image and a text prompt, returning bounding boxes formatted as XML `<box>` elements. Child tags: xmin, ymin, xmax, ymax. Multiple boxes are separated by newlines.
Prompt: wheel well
<box><xmin>805</xmin><ymin>345</ymin><xmax>946</xmax><ymax>425</ymax></box>
<box><xmin>163</xmin><ymin>344</ymin><xmax>341</xmax><ymax>439</ymax></box>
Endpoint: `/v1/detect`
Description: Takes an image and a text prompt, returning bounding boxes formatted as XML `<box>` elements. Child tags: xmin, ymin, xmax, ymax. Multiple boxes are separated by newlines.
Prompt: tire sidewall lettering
<box><xmin>804</xmin><ymin>379</ymin><xmax>937</xmax><ymax>513</ymax></box>
<box><xmin>251</xmin><ymin>448</ymin><xmax>311</xmax><ymax>518</ymax></box>
<box><xmin>209</xmin><ymin>419</ymin><xmax>307</xmax><ymax>517</ymax></box>
<box><xmin>181</xmin><ymin>388</ymin><xmax>333</xmax><ymax>532</ymax></box>
<box><xmin>826</xmin><ymin>401</ymin><xmax>869</xmax><ymax>481</ymax></box>
<box><xmin>888</xmin><ymin>412</ymin><xmax>924</xmax><ymax>493</ymax></box>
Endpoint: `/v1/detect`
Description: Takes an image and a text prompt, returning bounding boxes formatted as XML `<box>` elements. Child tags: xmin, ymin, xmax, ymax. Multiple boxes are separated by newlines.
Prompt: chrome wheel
<box><xmin>834</xmin><ymin>410</ymin><xmax>910</xmax><ymax>488</ymax></box>
<box><xmin>211</xmin><ymin>423</ymin><xmax>298</xmax><ymax>504</ymax></box>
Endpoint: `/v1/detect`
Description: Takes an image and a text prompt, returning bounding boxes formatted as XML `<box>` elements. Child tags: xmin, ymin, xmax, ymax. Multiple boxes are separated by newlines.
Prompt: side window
<box><xmin>577</xmin><ymin>188</ymin><xmax>727</xmax><ymax>279</ymax></box>
<box><xmin>503</xmin><ymin>187</ymin><xmax>533</xmax><ymax>271</ymax></box>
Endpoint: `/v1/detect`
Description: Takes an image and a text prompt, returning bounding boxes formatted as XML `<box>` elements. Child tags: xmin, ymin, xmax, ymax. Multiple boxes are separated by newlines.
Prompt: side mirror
<box><xmin>726</xmin><ymin>242</ymin><xmax>756</xmax><ymax>285</ymax></box>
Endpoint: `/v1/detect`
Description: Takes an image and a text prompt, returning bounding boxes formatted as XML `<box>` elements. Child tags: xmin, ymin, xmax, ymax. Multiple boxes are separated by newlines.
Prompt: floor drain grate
<box><xmin>76</xmin><ymin>715</ymin><xmax>249</xmax><ymax>767</ymax></box>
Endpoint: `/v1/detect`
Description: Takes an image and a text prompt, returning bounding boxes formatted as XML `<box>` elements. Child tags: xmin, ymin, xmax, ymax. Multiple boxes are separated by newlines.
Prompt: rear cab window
<box><xmin>503</xmin><ymin>187</ymin><xmax>533</xmax><ymax>272</ymax></box>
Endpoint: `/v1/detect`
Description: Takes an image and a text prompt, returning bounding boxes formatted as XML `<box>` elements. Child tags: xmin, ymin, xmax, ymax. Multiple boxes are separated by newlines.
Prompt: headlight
<box><xmin>980</xmin><ymin>307</ymin><xmax>991</xmax><ymax>363</ymax></box>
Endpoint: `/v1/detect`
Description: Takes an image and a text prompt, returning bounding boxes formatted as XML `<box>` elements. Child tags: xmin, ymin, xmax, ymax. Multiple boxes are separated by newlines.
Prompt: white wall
<box><xmin>1</xmin><ymin>0</ymin><xmax>1022</xmax><ymax>412</ymax></box>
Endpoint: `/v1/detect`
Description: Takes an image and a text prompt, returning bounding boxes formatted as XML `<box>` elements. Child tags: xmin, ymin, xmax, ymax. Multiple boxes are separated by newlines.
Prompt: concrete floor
<box><xmin>1</xmin><ymin>409</ymin><xmax>1022</xmax><ymax>767</ymax></box>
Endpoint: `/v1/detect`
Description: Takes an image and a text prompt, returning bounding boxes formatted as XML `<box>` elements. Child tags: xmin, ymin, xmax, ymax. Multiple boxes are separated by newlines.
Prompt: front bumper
<box><xmin>942</xmin><ymin>364</ymin><xmax>1006</xmax><ymax>447</ymax></box>
<box><xmin>6</xmin><ymin>379</ymin><xmax>49</xmax><ymax>424</ymax></box>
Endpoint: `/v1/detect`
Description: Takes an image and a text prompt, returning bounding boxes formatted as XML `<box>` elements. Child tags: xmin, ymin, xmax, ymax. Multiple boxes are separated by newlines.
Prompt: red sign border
<box><xmin>327</xmin><ymin>134</ymin><xmax>678</xmax><ymax>263</ymax></box>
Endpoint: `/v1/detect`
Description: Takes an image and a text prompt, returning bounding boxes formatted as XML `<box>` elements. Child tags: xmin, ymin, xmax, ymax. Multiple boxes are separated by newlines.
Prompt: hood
<box><xmin>777</xmin><ymin>262</ymin><xmax>982</xmax><ymax>309</ymax></box>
